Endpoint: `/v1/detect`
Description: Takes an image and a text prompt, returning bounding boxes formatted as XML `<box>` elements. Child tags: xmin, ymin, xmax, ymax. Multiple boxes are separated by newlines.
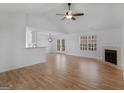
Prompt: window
<box><xmin>26</xmin><ymin>29</ymin><xmax>37</xmax><ymax>48</ymax></box>
<box><xmin>80</xmin><ymin>35</ymin><xmax>97</xmax><ymax>51</ymax></box>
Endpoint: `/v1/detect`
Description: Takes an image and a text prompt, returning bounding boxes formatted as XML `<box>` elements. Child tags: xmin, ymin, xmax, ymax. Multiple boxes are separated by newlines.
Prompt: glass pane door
<box><xmin>62</xmin><ymin>39</ymin><xmax>65</xmax><ymax>51</ymax></box>
<box><xmin>57</xmin><ymin>40</ymin><xmax>60</xmax><ymax>51</ymax></box>
<box><xmin>57</xmin><ymin>39</ymin><xmax>65</xmax><ymax>53</ymax></box>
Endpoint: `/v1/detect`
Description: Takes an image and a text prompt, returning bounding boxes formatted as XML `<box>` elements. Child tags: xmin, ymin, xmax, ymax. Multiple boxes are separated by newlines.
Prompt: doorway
<box><xmin>57</xmin><ymin>39</ymin><xmax>65</xmax><ymax>53</ymax></box>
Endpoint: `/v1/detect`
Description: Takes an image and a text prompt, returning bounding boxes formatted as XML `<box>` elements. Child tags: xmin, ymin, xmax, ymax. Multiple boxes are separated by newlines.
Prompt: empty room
<box><xmin>0</xmin><ymin>2</ymin><xmax>124</xmax><ymax>90</ymax></box>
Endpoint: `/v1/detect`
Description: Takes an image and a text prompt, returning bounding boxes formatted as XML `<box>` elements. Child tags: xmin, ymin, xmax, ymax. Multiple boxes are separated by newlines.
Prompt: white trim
<box><xmin>60</xmin><ymin>53</ymin><xmax>123</xmax><ymax>71</ymax></box>
<box><xmin>0</xmin><ymin>61</ymin><xmax>46</xmax><ymax>73</ymax></box>
<box><xmin>66</xmin><ymin>53</ymin><xmax>100</xmax><ymax>60</ymax></box>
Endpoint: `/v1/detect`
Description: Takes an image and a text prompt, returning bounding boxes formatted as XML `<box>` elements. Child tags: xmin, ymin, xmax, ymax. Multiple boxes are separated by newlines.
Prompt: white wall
<box><xmin>37</xmin><ymin>32</ymin><xmax>53</xmax><ymax>53</ymax></box>
<box><xmin>0</xmin><ymin>13</ymin><xmax>46</xmax><ymax>73</ymax></box>
<box><xmin>122</xmin><ymin>17</ymin><xmax>124</xmax><ymax>72</ymax></box>
<box><xmin>52</xmin><ymin>32</ymin><xmax>100</xmax><ymax>59</ymax></box>
<box><xmin>52</xmin><ymin>27</ymin><xmax>123</xmax><ymax>63</ymax></box>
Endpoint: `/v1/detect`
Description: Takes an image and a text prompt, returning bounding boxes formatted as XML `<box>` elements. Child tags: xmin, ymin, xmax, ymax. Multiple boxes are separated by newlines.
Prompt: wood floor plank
<box><xmin>0</xmin><ymin>53</ymin><xmax>124</xmax><ymax>90</ymax></box>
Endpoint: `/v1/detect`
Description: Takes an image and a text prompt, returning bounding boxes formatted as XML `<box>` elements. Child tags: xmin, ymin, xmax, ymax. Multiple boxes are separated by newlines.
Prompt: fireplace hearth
<box><xmin>105</xmin><ymin>49</ymin><xmax>117</xmax><ymax>65</ymax></box>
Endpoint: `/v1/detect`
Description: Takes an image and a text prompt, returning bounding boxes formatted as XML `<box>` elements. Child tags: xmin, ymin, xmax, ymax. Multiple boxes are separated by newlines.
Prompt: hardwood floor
<box><xmin>0</xmin><ymin>53</ymin><xmax>124</xmax><ymax>90</ymax></box>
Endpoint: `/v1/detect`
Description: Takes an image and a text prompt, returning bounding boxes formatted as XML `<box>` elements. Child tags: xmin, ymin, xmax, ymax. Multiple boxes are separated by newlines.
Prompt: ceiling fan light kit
<box><xmin>56</xmin><ymin>3</ymin><xmax>84</xmax><ymax>21</ymax></box>
<box><xmin>66</xmin><ymin>15</ymin><xmax>72</xmax><ymax>19</ymax></box>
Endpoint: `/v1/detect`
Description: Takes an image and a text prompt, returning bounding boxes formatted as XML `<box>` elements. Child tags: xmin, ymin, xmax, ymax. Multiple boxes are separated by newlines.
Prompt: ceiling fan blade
<box><xmin>71</xmin><ymin>17</ymin><xmax>76</xmax><ymax>20</ymax></box>
<box><xmin>68</xmin><ymin>3</ymin><xmax>71</xmax><ymax>10</ymax></box>
<box><xmin>56</xmin><ymin>14</ymin><xmax>65</xmax><ymax>16</ymax></box>
<box><xmin>61</xmin><ymin>17</ymin><xmax>66</xmax><ymax>20</ymax></box>
<box><xmin>72</xmin><ymin>13</ymin><xmax>84</xmax><ymax>16</ymax></box>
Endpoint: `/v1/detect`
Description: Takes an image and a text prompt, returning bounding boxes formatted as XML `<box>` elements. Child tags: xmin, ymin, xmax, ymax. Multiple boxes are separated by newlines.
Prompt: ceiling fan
<box><xmin>56</xmin><ymin>3</ymin><xmax>84</xmax><ymax>20</ymax></box>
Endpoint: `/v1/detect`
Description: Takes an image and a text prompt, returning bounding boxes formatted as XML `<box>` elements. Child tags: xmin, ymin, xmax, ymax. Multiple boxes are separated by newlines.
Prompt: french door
<box><xmin>57</xmin><ymin>39</ymin><xmax>65</xmax><ymax>53</ymax></box>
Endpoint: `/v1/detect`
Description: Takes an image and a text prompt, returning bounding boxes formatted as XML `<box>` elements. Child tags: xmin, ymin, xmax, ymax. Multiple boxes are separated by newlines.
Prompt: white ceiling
<box><xmin>44</xmin><ymin>3</ymin><xmax>124</xmax><ymax>33</ymax></box>
<box><xmin>0</xmin><ymin>3</ymin><xmax>123</xmax><ymax>34</ymax></box>
<box><xmin>0</xmin><ymin>3</ymin><xmax>60</xmax><ymax>13</ymax></box>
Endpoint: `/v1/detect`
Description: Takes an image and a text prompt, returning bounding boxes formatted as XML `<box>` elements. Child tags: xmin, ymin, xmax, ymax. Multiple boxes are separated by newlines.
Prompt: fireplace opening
<box><xmin>105</xmin><ymin>49</ymin><xmax>117</xmax><ymax>65</ymax></box>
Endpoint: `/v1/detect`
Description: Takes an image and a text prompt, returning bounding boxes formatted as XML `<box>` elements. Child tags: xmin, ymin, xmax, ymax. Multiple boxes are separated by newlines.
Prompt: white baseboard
<box><xmin>67</xmin><ymin>53</ymin><xmax>123</xmax><ymax>71</ymax></box>
<box><xmin>0</xmin><ymin>61</ymin><xmax>46</xmax><ymax>73</ymax></box>
<box><xmin>66</xmin><ymin>53</ymin><xmax>100</xmax><ymax>60</ymax></box>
